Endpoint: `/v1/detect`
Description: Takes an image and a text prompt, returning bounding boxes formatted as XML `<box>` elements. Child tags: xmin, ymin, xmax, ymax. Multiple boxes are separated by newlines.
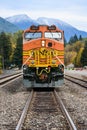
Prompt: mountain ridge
<box><xmin>0</xmin><ymin>14</ymin><xmax>87</xmax><ymax>42</ymax></box>
<box><xmin>6</xmin><ymin>14</ymin><xmax>38</xmax><ymax>30</ymax></box>
<box><xmin>0</xmin><ymin>17</ymin><xmax>19</xmax><ymax>33</ymax></box>
<box><xmin>36</xmin><ymin>17</ymin><xmax>87</xmax><ymax>41</ymax></box>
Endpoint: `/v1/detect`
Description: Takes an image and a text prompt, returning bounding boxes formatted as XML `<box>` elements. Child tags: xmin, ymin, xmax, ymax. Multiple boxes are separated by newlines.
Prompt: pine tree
<box><xmin>0</xmin><ymin>32</ymin><xmax>12</xmax><ymax>69</ymax></box>
<box><xmin>74</xmin><ymin>34</ymin><xmax>78</xmax><ymax>42</ymax></box>
<box><xmin>12</xmin><ymin>31</ymin><xmax>23</xmax><ymax>69</ymax></box>
<box><xmin>79</xmin><ymin>35</ymin><xmax>82</xmax><ymax>41</ymax></box>
<box><xmin>64</xmin><ymin>37</ymin><xmax>67</xmax><ymax>47</ymax></box>
<box><xmin>68</xmin><ymin>34</ymin><xmax>78</xmax><ymax>44</ymax></box>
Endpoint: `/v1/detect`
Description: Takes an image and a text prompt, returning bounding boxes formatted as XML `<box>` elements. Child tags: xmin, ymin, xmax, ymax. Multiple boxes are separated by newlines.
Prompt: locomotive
<box><xmin>23</xmin><ymin>25</ymin><xmax>64</xmax><ymax>87</ymax></box>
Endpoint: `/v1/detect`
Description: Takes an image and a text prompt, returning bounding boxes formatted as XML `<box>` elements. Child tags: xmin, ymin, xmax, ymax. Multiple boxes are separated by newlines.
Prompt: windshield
<box><xmin>45</xmin><ymin>32</ymin><xmax>62</xmax><ymax>40</ymax></box>
<box><xmin>24</xmin><ymin>32</ymin><xmax>42</xmax><ymax>39</ymax></box>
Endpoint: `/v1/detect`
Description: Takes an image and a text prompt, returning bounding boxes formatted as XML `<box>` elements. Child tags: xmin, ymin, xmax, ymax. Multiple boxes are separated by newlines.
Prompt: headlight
<box><xmin>23</xmin><ymin>67</ymin><xmax>27</xmax><ymax>70</ymax></box>
<box><xmin>41</xmin><ymin>40</ymin><xmax>45</xmax><ymax>46</ymax></box>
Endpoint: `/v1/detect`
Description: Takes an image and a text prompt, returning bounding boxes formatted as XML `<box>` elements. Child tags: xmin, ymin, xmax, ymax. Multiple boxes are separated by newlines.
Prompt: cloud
<box><xmin>0</xmin><ymin>0</ymin><xmax>87</xmax><ymax>31</ymax></box>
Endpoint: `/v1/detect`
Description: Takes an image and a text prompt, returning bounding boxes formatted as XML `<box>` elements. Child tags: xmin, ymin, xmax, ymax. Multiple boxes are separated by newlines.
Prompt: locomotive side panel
<box><xmin>23</xmin><ymin>25</ymin><xmax>64</xmax><ymax>88</ymax></box>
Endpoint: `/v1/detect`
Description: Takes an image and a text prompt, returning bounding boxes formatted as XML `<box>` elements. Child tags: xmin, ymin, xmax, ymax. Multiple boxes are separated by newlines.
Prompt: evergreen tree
<box><xmin>68</xmin><ymin>36</ymin><xmax>74</xmax><ymax>44</ymax></box>
<box><xmin>81</xmin><ymin>41</ymin><xmax>87</xmax><ymax>66</ymax></box>
<box><xmin>0</xmin><ymin>32</ymin><xmax>12</xmax><ymax>69</ymax></box>
<box><xmin>64</xmin><ymin>37</ymin><xmax>67</xmax><ymax>47</ymax></box>
<box><xmin>12</xmin><ymin>31</ymin><xmax>23</xmax><ymax>69</ymax></box>
<box><xmin>69</xmin><ymin>34</ymin><xmax>78</xmax><ymax>44</ymax></box>
<box><xmin>79</xmin><ymin>35</ymin><xmax>82</xmax><ymax>41</ymax></box>
<box><xmin>74</xmin><ymin>34</ymin><xmax>78</xmax><ymax>42</ymax></box>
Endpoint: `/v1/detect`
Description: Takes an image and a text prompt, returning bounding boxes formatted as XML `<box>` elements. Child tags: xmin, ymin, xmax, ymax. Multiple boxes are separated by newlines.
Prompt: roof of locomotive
<box><xmin>24</xmin><ymin>25</ymin><xmax>63</xmax><ymax>33</ymax></box>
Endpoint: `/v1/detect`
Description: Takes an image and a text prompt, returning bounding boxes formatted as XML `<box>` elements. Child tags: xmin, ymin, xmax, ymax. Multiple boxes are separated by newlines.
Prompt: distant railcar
<box><xmin>23</xmin><ymin>25</ymin><xmax>64</xmax><ymax>87</ymax></box>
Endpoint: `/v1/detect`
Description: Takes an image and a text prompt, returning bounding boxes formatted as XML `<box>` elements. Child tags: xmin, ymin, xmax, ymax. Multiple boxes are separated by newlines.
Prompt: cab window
<box><xmin>44</xmin><ymin>32</ymin><xmax>62</xmax><ymax>40</ymax></box>
<box><xmin>24</xmin><ymin>32</ymin><xmax>42</xmax><ymax>40</ymax></box>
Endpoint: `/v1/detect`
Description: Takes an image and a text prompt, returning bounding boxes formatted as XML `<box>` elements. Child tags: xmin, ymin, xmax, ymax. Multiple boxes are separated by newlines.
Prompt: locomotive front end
<box><xmin>23</xmin><ymin>25</ymin><xmax>64</xmax><ymax>88</ymax></box>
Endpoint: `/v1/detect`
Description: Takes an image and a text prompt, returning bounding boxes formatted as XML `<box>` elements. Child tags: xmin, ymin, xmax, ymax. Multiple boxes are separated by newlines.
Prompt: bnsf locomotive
<box><xmin>23</xmin><ymin>25</ymin><xmax>64</xmax><ymax>87</ymax></box>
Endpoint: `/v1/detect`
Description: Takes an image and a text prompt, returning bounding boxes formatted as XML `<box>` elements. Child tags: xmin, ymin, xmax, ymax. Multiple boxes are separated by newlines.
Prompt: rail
<box><xmin>15</xmin><ymin>89</ymin><xmax>77</xmax><ymax>130</ymax></box>
<box><xmin>0</xmin><ymin>72</ymin><xmax>23</xmax><ymax>87</ymax></box>
<box><xmin>16</xmin><ymin>90</ymin><xmax>33</xmax><ymax>130</ymax></box>
<box><xmin>65</xmin><ymin>74</ymin><xmax>87</xmax><ymax>89</ymax></box>
<box><xmin>54</xmin><ymin>90</ymin><xmax>77</xmax><ymax>130</ymax></box>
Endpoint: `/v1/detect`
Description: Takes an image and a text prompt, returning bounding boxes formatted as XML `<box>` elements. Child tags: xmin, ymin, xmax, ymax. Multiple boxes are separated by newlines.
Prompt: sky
<box><xmin>0</xmin><ymin>0</ymin><xmax>87</xmax><ymax>31</ymax></box>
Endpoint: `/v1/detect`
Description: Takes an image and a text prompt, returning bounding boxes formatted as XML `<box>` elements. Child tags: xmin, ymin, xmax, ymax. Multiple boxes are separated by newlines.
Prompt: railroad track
<box><xmin>65</xmin><ymin>74</ymin><xmax>87</xmax><ymax>89</ymax></box>
<box><xmin>0</xmin><ymin>72</ymin><xmax>23</xmax><ymax>87</ymax></box>
<box><xmin>16</xmin><ymin>89</ymin><xmax>77</xmax><ymax>130</ymax></box>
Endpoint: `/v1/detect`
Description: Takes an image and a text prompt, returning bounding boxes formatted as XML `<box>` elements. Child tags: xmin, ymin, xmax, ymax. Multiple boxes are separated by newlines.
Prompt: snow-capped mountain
<box><xmin>6</xmin><ymin>14</ymin><xmax>30</xmax><ymax>23</ymax></box>
<box><xmin>6</xmin><ymin>14</ymin><xmax>38</xmax><ymax>30</ymax></box>
<box><xmin>37</xmin><ymin>17</ymin><xmax>71</xmax><ymax>27</ymax></box>
<box><xmin>0</xmin><ymin>17</ymin><xmax>19</xmax><ymax>33</ymax></box>
<box><xmin>37</xmin><ymin>17</ymin><xmax>87</xmax><ymax>42</ymax></box>
<box><xmin>4</xmin><ymin>14</ymin><xmax>87</xmax><ymax>41</ymax></box>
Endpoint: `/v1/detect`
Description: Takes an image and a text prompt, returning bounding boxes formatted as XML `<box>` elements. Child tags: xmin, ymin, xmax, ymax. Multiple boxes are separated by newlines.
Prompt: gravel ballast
<box><xmin>0</xmin><ymin>70</ymin><xmax>87</xmax><ymax>130</ymax></box>
<box><xmin>58</xmin><ymin>70</ymin><xmax>87</xmax><ymax>129</ymax></box>
<box><xmin>0</xmin><ymin>77</ymin><xmax>30</xmax><ymax>130</ymax></box>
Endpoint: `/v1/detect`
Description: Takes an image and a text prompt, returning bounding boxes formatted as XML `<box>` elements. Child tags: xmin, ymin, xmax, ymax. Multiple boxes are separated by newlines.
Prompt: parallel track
<box><xmin>0</xmin><ymin>72</ymin><xmax>23</xmax><ymax>87</ymax></box>
<box><xmin>65</xmin><ymin>74</ymin><xmax>87</xmax><ymax>89</ymax></box>
<box><xmin>16</xmin><ymin>89</ymin><xmax>77</xmax><ymax>130</ymax></box>
<box><xmin>0</xmin><ymin>71</ymin><xmax>22</xmax><ymax>79</ymax></box>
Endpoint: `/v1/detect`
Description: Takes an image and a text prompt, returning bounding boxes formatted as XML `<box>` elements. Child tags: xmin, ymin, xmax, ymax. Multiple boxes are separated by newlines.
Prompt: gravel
<box><xmin>0</xmin><ymin>77</ymin><xmax>30</xmax><ymax>130</ymax></box>
<box><xmin>22</xmin><ymin>92</ymin><xmax>70</xmax><ymax>130</ymax></box>
<box><xmin>0</xmin><ymin>70</ymin><xmax>87</xmax><ymax>130</ymax></box>
<box><xmin>65</xmin><ymin>69</ymin><xmax>87</xmax><ymax>80</ymax></box>
<box><xmin>57</xmin><ymin>73</ymin><xmax>87</xmax><ymax>129</ymax></box>
<box><xmin>0</xmin><ymin>69</ymin><xmax>22</xmax><ymax>78</ymax></box>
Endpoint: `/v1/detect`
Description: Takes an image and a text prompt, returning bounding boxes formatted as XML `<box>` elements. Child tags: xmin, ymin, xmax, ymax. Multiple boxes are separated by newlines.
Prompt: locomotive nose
<box><xmin>23</xmin><ymin>25</ymin><xmax>64</xmax><ymax>88</ymax></box>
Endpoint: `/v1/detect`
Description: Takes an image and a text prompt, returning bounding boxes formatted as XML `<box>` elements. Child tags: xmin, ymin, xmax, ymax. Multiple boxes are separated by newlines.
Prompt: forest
<box><xmin>65</xmin><ymin>34</ymin><xmax>87</xmax><ymax>67</ymax></box>
<box><xmin>0</xmin><ymin>31</ymin><xmax>23</xmax><ymax>72</ymax></box>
